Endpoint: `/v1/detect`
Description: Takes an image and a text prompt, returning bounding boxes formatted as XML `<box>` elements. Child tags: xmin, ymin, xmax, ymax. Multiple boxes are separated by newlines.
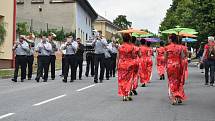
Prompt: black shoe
<box><xmin>28</xmin><ymin>78</ymin><xmax>31</xmax><ymax>80</ymax></box>
<box><xmin>106</xmin><ymin>78</ymin><xmax>109</xmax><ymax>80</ymax></box>
<box><xmin>43</xmin><ymin>80</ymin><xmax>47</xmax><ymax>82</ymax></box>
<box><xmin>94</xmin><ymin>79</ymin><xmax>98</xmax><ymax>83</ymax></box>
<box><xmin>141</xmin><ymin>83</ymin><xmax>146</xmax><ymax>87</ymax></box>
<box><xmin>70</xmin><ymin>80</ymin><xmax>74</xmax><ymax>82</ymax></box>
<box><xmin>21</xmin><ymin>79</ymin><xmax>24</xmax><ymax>82</ymax></box>
<box><xmin>129</xmin><ymin>92</ymin><xmax>133</xmax><ymax>96</ymax></box>
<box><xmin>127</xmin><ymin>96</ymin><xmax>133</xmax><ymax>101</ymax></box>
<box><xmin>11</xmin><ymin>78</ymin><xmax>17</xmax><ymax>82</ymax></box>
<box><xmin>132</xmin><ymin>90</ymin><xmax>138</xmax><ymax>95</ymax></box>
<box><xmin>163</xmin><ymin>75</ymin><xmax>165</xmax><ymax>80</ymax></box>
<box><xmin>85</xmin><ymin>74</ymin><xmax>88</xmax><ymax>77</ymax></box>
<box><xmin>123</xmin><ymin>96</ymin><xmax>128</xmax><ymax>101</ymax></box>
<box><xmin>100</xmin><ymin>80</ymin><xmax>103</xmax><ymax>83</ymax></box>
<box><xmin>35</xmin><ymin>78</ymin><xmax>39</xmax><ymax>83</ymax></box>
<box><xmin>160</xmin><ymin>76</ymin><xmax>162</xmax><ymax>80</ymax></box>
<box><xmin>62</xmin><ymin>79</ymin><xmax>67</xmax><ymax>83</ymax></box>
<box><xmin>210</xmin><ymin>83</ymin><xmax>214</xmax><ymax>87</ymax></box>
<box><xmin>51</xmin><ymin>78</ymin><xmax>55</xmax><ymax>80</ymax></box>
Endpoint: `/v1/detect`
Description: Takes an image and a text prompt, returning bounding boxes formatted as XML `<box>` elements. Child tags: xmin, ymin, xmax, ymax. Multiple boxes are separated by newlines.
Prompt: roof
<box><xmin>96</xmin><ymin>15</ymin><xmax>121</xmax><ymax>30</ymax></box>
<box><xmin>76</xmin><ymin>0</ymin><xmax>98</xmax><ymax>21</ymax></box>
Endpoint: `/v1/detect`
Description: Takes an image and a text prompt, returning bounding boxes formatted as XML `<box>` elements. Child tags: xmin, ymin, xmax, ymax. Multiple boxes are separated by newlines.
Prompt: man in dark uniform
<box><xmin>26</xmin><ymin>33</ymin><xmax>35</xmax><ymax>80</ymax></box>
<box><xmin>60</xmin><ymin>39</ymin><xmax>67</xmax><ymax>77</ymax></box>
<box><xmin>75</xmin><ymin>38</ymin><xmax>85</xmax><ymax>80</ymax></box>
<box><xmin>35</xmin><ymin>36</ymin><xmax>52</xmax><ymax>82</ymax></box>
<box><xmin>61</xmin><ymin>36</ymin><xmax>78</xmax><ymax>83</ymax></box>
<box><xmin>48</xmin><ymin>33</ymin><xmax>58</xmax><ymax>80</ymax></box>
<box><xmin>109</xmin><ymin>37</ymin><xmax>119</xmax><ymax>77</ymax></box>
<box><xmin>85</xmin><ymin>45</ymin><xmax>95</xmax><ymax>77</ymax></box>
<box><xmin>12</xmin><ymin>35</ymin><xmax>29</xmax><ymax>82</ymax></box>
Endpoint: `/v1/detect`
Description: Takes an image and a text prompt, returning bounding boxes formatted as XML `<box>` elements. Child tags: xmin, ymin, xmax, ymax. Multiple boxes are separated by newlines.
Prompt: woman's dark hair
<box><xmin>140</xmin><ymin>38</ymin><xmax>146</xmax><ymax>45</ymax></box>
<box><xmin>131</xmin><ymin>36</ymin><xmax>137</xmax><ymax>44</ymax></box>
<box><xmin>160</xmin><ymin>41</ymin><xmax>164</xmax><ymax>47</ymax></box>
<box><xmin>123</xmin><ymin>33</ymin><xmax>131</xmax><ymax>43</ymax></box>
<box><xmin>146</xmin><ymin>41</ymin><xmax>151</xmax><ymax>47</ymax></box>
<box><xmin>169</xmin><ymin>33</ymin><xmax>178</xmax><ymax>43</ymax></box>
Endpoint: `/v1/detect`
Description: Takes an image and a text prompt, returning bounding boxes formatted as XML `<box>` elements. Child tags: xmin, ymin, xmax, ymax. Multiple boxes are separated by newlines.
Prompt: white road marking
<box><xmin>0</xmin><ymin>113</ymin><xmax>15</xmax><ymax>120</ymax></box>
<box><xmin>33</xmin><ymin>94</ymin><xmax>66</xmax><ymax>106</ymax></box>
<box><xmin>76</xmin><ymin>84</ymin><xmax>96</xmax><ymax>92</ymax></box>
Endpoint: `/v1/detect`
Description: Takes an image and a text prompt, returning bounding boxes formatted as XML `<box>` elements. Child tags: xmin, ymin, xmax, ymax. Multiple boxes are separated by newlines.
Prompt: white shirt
<box><xmin>36</xmin><ymin>40</ymin><xmax>52</xmax><ymax>56</ymax></box>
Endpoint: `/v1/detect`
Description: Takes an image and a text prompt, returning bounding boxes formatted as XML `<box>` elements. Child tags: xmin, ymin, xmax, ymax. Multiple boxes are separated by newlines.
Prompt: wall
<box><xmin>0</xmin><ymin>0</ymin><xmax>14</xmax><ymax>63</ymax></box>
<box><xmin>76</xmin><ymin>2</ymin><xmax>93</xmax><ymax>44</ymax></box>
<box><xmin>16</xmin><ymin>0</ymin><xmax>76</xmax><ymax>32</ymax></box>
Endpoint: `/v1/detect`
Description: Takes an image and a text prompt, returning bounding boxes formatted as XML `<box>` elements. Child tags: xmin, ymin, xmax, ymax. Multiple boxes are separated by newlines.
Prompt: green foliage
<box><xmin>160</xmin><ymin>0</ymin><xmax>215</xmax><ymax>42</ymax></box>
<box><xmin>16</xmin><ymin>22</ymin><xmax>30</xmax><ymax>35</ymax></box>
<box><xmin>0</xmin><ymin>22</ymin><xmax>6</xmax><ymax>46</ymax></box>
<box><xmin>113</xmin><ymin>15</ymin><xmax>132</xmax><ymax>30</ymax></box>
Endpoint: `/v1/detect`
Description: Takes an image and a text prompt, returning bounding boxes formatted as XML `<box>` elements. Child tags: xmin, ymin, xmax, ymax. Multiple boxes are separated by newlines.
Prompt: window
<box><xmin>50</xmin><ymin>0</ymin><xmax>74</xmax><ymax>3</ymax></box>
<box><xmin>16</xmin><ymin>0</ymin><xmax>24</xmax><ymax>4</ymax></box>
<box><xmin>86</xmin><ymin>33</ymin><xmax>88</xmax><ymax>41</ymax></box>
<box><xmin>31</xmin><ymin>0</ymin><xmax>44</xmax><ymax>4</ymax></box>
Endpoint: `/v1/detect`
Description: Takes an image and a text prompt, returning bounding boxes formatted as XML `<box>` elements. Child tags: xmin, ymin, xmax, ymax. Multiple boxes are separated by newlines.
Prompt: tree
<box><xmin>113</xmin><ymin>15</ymin><xmax>132</xmax><ymax>30</ymax></box>
<box><xmin>0</xmin><ymin>22</ymin><xmax>6</xmax><ymax>46</ymax></box>
<box><xmin>16</xmin><ymin>22</ymin><xmax>30</xmax><ymax>36</ymax></box>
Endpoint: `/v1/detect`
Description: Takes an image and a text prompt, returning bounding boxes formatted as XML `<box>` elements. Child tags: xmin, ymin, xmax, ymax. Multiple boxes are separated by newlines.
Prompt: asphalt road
<box><xmin>0</xmin><ymin>64</ymin><xmax>215</xmax><ymax>121</ymax></box>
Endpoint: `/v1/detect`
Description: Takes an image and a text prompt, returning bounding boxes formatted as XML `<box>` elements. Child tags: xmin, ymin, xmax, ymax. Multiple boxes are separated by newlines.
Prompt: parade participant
<box><xmin>92</xmin><ymin>33</ymin><xmax>107</xmax><ymax>83</ymax></box>
<box><xmin>104</xmin><ymin>44</ymin><xmax>112</xmax><ymax>80</ymax></box>
<box><xmin>201</xmin><ymin>36</ymin><xmax>215</xmax><ymax>86</ymax></box>
<box><xmin>109</xmin><ymin>37</ymin><xmax>118</xmax><ymax>77</ymax></box>
<box><xmin>60</xmin><ymin>39</ymin><xmax>67</xmax><ymax>77</ymax></box>
<box><xmin>35</xmin><ymin>35</ymin><xmax>52</xmax><ymax>82</ymax></box>
<box><xmin>117</xmin><ymin>34</ymin><xmax>136</xmax><ymax>101</ymax></box>
<box><xmin>130</xmin><ymin>36</ymin><xmax>140</xmax><ymax>96</ymax></box>
<box><xmin>85</xmin><ymin>40</ymin><xmax>95</xmax><ymax>77</ymax></box>
<box><xmin>26</xmin><ymin>33</ymin><xmax>35</xmax><ymax>80</ymax></box>
<box><xmin>165</xmin><ymin>34</ymin><xmax>187</xmax><ymax>105</ymax></box>
<box><xmin>180</xmin><ymin>41</ymin><xmax>189</xmax><ymax>85</ymax></box>
<box><xmin>48</xmin><ymin>33</ymin><xmax>58</xmax><ymax>80</ymax></box>
<box><xmin>139</xmin><ymin>39</ymin><xmax>151</xmax><ymax>87</ymax></box>
<box><xmin>156</xmin><ymin>41</ymin><xmax>166</xmax><ymax>80</ymax></box>
<box><xmin>61</xmin><ymin>36</ymin><xmax>78</xmax><ymax>83</ymax></box>
<box><xmin>75</xmin><ymin>38</ymin><xmax>85</xmax><ymax>80</ymax></box>
<box><xmin>12</xmin><ymin>35</ymin><xmax>30</xmax><ymax>82</ymax></box>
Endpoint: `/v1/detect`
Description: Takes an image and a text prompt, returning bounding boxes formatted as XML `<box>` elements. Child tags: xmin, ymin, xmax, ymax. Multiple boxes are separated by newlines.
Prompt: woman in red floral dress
<box><xmin>156</xmin><ymin>41</ymin><xmax>166</xmax><ymax>80</ymax></box>
<box><xmin>165</xmin><ymin>34</ymin><xmax>187</xmax><ymax>105</ymax></box>
<box><xmin>117</xmin><ymin>34</ymin><xmax>137</xmax><ymax>101</ymax></box>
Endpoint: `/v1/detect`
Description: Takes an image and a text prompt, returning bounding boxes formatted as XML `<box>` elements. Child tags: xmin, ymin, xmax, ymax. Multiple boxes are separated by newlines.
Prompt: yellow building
<box><xmin>0</xmin><ymin>0</ymin><xmax>16</xmax><ymax>68</ymax></box>
<box><xmin>93</xmin><ymin>15</ymin><xmax>120</xmax><ymax>40</ymax></box>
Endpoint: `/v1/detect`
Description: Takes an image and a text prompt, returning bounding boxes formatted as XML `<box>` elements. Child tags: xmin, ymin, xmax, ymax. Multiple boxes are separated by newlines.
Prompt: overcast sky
<box><xmin>88</xmin><ymin>0</ymin><xmax>172</xmax><ymax>33</ymax></box>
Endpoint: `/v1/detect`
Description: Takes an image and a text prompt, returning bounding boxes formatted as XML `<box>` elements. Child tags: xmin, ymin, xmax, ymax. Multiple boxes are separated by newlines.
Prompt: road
<box><xmin>0</xmin><ymin>64</ymin><xmax>215</xmax><ymax>121</ymax></box>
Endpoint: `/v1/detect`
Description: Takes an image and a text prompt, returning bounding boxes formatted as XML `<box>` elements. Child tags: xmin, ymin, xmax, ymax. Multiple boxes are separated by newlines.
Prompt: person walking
<box><xmin>35</xmin><ymin>36</ymin><xmax>52</xmax><ymax>82</ymax></box>
<box><xmin>26</xmin><ymin>33</ymin><xmax>35</xmax><ymax>80</ymax></box>
<box><xmin>48</xmin><ymin>33</ymin><xmax>58</xmax><ymax>80</ymax></box>
<box><xmin>156</xmin><ymin>41</ymin><xmax>166</xmax><ymax>80</ymax></box>
<box><xmin>11</xmin><ymin>35</ymin><xmax>29</xmax><ymax>82</ymax></box>
<box><xmin>201</xmin><ymin>36</ymin><xmax>215</xmax><ymax>86</ymax></box>
<box><xmin>92</xmin><ymin>33</ymin><xmax>107</xmax><ymax>83</ymax></box>
<box><xmin>60</xmin><ymin>39</ymin><xmax>67</xmax><ymax>77</ymax></box>
<box><xmin>75</xmin><ymin>38</ymin><xmax>85</xmax><ymax>80</ymax></box>
<box><xmin>61</xmin><ymin>36</ymin><xmax>78</xmax><ymax>83</ymax></box>
<box><xmin>109</xmin><ymin>37</ymin><xmax>118</xmax><ymax>77</ymax></box>
<box><xmin>85</xmin><ymin>43</ymin><xmax>95</xmax><ymax>77</ymax></box>
<box><xmin>104</xmin><ymin>45</ymin><xmax>112</xmax><ymax>80</ymax></box>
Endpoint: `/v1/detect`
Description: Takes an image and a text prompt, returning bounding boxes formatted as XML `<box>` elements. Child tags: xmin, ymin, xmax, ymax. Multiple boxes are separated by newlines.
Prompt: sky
<box><xmin>88</xmin><ymin>0</ymin><xmax>172</xmax><ymax>33</ymax></box>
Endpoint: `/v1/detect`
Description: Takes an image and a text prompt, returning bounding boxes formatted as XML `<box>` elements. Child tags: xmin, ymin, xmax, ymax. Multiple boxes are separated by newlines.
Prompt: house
<box><xmin>0</xmin><ymin>0</ymin><xmax>16</xmax><ymax>69</ymax></box>
<box><xmin>16</xmin><ymin>0</ymin><xmax>98</xmax><ymax>43</ymax></box>
<box><xmin>93</xmin><ymin>15</ymin><xmax>121</xmax><ymax>40</ymax></box>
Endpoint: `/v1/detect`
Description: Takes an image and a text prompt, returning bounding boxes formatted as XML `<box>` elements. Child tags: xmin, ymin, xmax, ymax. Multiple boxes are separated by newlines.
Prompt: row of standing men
<box><xmin>11</xmin><ymin>33</ymin><xmax>118</xmax><ymax>83</ymax></box>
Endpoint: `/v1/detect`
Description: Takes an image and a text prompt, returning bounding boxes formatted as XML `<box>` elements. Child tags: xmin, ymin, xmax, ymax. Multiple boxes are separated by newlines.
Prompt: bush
<box><xmin>0</xmin><ymin>22</ymin><xmax>6</xmax><ymax>46</ymax></box>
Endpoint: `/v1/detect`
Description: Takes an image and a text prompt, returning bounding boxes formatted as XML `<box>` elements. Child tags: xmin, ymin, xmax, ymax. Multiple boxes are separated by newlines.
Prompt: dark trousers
<box><xmin>76</xmin><ymin>56</ymin><xmax>83</xmax><ymax>79</ymax></box>
<box><xmin>27</xmin><ymin>55</ymin><xmax>34</xmax><ymax>79</ymax></box>
<box><xmin>49</xmin><ymin>55</ymin><xmax>56</xmax><ymax>79</ymax></box>
<box><xmin>204</xmin><ymin>59</ymin><xmax>215</xmax><ymax>84</ymax></box>
<box><xmin>61</xmin><ymin>54</ymin><xmax>65</xmax><ymax>75</ymax></box>
<box><xmin>104</xmin><ymin>57</ymin><xmax>111</xmax><ymax>79</ymax></box>
<box><xmin>64</xmin><ymin>55</ymin><xmax>77</xmax><ymax>81</ymax></box>
<box><xmin>110</xmin><ymin>53</ymin><xmax>117</xmax><ymax>77</ymax></box>
<box><xmin>13</xmin><ymin>55</ymin><xmax>27</xmax><ymax>80</ymax></box>
<box><xmin>85</xmin><ymin>54</ymin><xmax>94</xmax><ymax>77</ymax></box>
<box><xmin>36</xmin><ymin>56</ymin><xmax>50</xmax><ymax>80</ymax></box>
<box><xmin>94</xmin><ymin>54</ymin><xmax>105</xmax><ymax>82</ymax></box>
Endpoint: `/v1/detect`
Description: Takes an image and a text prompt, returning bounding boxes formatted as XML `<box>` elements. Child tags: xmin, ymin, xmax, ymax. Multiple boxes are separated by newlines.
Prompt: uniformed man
<box><xmin>60</xmin><ymin>39</ymin><xmax>67</xmax><ymax>77</ymax></box>
<box><xmin>109</xmin><ymin>37</ymin><xmax>119</xmax><ymax>77</ymax></box>
<box><xmin>35</xmin><ymin>35</ymin><xmax>52</xmax><ymax>82</ymax></box>
<box><xmin>26</xmin><ymin>33</ymin><xmax>35</xmax><ymax>80</ymax></box>
<box><xmin>92</xmin><ymin>33</ymin><xmax>108</xmax><ymax>83</ymax></box>
<box><xmin>85</xmin><ymin>39</ymin><xmax>95</xmax><ymax>77</ymax></box>
<box><xmin>61</xmin><ymin>36</ymin><xmax>78</xmax><ymax>83</ymax></box>
<box><xmin>48</xmin><ymin>33</ymin><xmax>58</xmax><ymax>80</ymax></box>
<box><xmin>75</xmin><ymin>38</ymin><xmax>85</xmax><ymax>80</ymax></box>
<box><xmin>104</xmin><ymin>44</ymin><xmax>112</xmax><ymax>80</ymax></box>
<box><xmin>12</xmin><ymin>35</ymin><xmax>30</xmax><ymax>82</ymax></box>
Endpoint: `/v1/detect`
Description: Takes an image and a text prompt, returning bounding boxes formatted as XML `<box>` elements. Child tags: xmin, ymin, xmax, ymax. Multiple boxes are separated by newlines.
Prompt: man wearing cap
<box><xmin>201</xmin><ymin>36</ymin><xmax>215</xmax><ymax>86</ymax></box>
<box><xmin>75</xmin><ymin>38</ymin><xmax>85</xmax><ymax>80</ymax></box>
<box><xmin>48</xmin><ymin>33</ymin><xmax>58</xmax><ymax>80</ymax></box>
<box><xmin>60</xmin><ymin>38</ymin><xmax>67</xmax><ymax>77</ymax></box>
<box><xmin>26</xmin><ymin>33</ymin><xmax>35</xmax><ymax>80</ymax></box>
<box><xmin>35</xmin><ymin>35</ymin><xmax>52</xmax><ymax>82</ymax></box>
<box><xmin>92</xmin><ymin>33</ymin><xmax>108</xmax><ymax>83</ymax></box>
<box><xmin>85</xmin><ymin>37</ymin><xmax>95</xmax><ymax>77</ymax></box>
<box><xmin>61</xmin><ymin>36</ymin><xmax>78</xmax><ymax>83</ymax></box>
<box><xmin>11</xmin><ymin>35</ymin><xmax>30</xmax><ymax>82</ymax></box>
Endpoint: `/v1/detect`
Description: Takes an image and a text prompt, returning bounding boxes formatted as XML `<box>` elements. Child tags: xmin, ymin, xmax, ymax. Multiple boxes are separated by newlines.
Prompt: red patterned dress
<box><xmin>131</xmin><ymin>44</ymin><xmax>140</xmax><ymax>90</ymax></box>
<box><xmin>117</xmin><ymin>43</ymin><xmax>137</xmax><ymax>96</ymax></box>
<box><xmin>156</xmin><ymin>47</ymin><xmax>166</xmax><ymax>77</ymax></box>
<box><xmin>139</xmin><ymin>45</ymin><xmax>153</xmax><ymax>84</ymax></box>
<box><xmin>165</xmin><ymin>43</ymin><xmax>187</xmax><ymax>101</ymax></box>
